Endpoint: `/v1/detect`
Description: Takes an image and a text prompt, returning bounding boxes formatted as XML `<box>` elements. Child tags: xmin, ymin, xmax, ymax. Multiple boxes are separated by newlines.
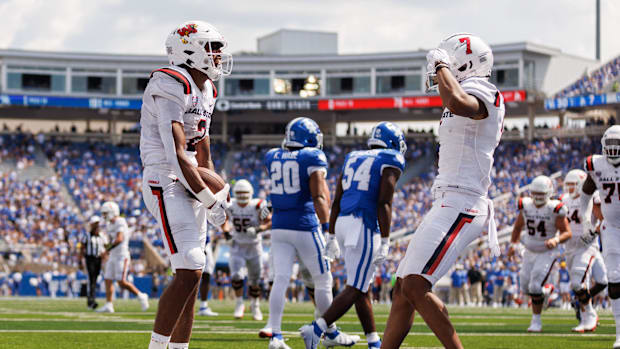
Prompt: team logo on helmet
<box><xmin>177</xmin><ymin>24</ymin><xmax>198</xmax><ymax>37</ymax></box>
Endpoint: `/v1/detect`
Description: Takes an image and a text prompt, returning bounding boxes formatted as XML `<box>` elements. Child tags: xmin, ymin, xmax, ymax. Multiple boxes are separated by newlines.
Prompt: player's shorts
<box><xmin>142</xmin><ymin>167</ymin><xmax>207</xmax><ymax>272</ymax></box>
<box><xmin>559</xmin><ymin>282</ymin><xmax>570</xmax><ymax>294</ymax></box>
<box><xmin>519</xmin><ymin>249</ymin><xmax>558</xmax><ymax>295</ymax></box>
<box><xmin>270</xmin><ymin>228</ymin><xmax>329</xmax><ymax>279</ymax></box>
<box><xmin>229</xmin><ymin>240</ymin><xmax>263</xmax><ymax>284</ymax></box>
<box><xmin>395</xmin><ymin>189</ymin><xmax>489</xmax><ymax>285</ymax></box>
<box><xmin>203</xmin><ymin>241</ymin><xmax>215</xmax><ymax>275</ymax></box>
<box><xmin>335</xmin><ymin>215</ymin><xmax>380</xmax><ymax>293</ymax></box>
<box><xmin>566</xmin><ymin>245</ymin><xmax>608</xmax><ymax>289</ymax></box>
<box><xmin>104</xmin><ymin>256</ymin><xmax>130</xmax><ymax>281</ymax></box>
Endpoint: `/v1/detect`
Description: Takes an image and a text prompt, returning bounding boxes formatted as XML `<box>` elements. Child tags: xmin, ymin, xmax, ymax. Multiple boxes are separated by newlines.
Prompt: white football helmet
<box><xmin>165</xmin><ymin>21</ymin><xmax>233</xmax><ymax>81</ymax></box>
<box><xmin>530</xmin><ymin>175</ymin><xmax>554</xmax><ymax>206</ymax></box>
<box><xmin>426</xmin><ymin>33</ymin><xmax>493</xmax><ymax>92</ymax></box>
<box><xmin>101</xmin><ymin>201</ymin><xmax>120</xmax><ymax>221</ymax></box>
<box><xmin>602</xmin><ymin>125</ymin><xmax>620</xmax><ymax>165</ymax></box>
<box><xmin>564</xmin><ymin>169</ymin><xmax>587</xmax><ymax>199</ymax></box>
<box><xmin>233</xmin><ymin>179</ymin><xmax>254</xmax><ymax>205</ymax></box>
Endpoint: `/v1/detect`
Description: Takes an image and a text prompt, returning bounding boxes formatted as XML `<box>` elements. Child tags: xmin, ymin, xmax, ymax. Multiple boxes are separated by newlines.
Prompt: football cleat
<box><xmin>527</xmin><ymin>318</ymin><xmax>542</xmax><ymax>333</ymax></box>
<box><xmin>299</xmin><ymin>322</ymin><xmax>322</xmax><ymax>349</ymax></box>
<box><xmin>198</xmin><ymin>306</ymin><xmax>219</xmax><ymax>316</ymax></box>
<box><xmin>582</xmin><ymin>311</ymin><xmax>598</xmax><ymax>332</ymax></box>
<box><xmin>234</xmin><ymin>302</ymin><xmax>245</xmax><ymax>319</ymax></box>
<box><xmin>138</xmin><ymin>293</ymin><xmax>149</xmax><ymax>311</ymax></box>
<box><xmin>95</xmin><ymin>303</ymin><xmax>114</xmax><ymax>313</ymax></box>
<box><xmin>614</xmin><ymin>337</ymin><xmax>620</xmax><ymax>349</ymax></box>
<box><xmin>251</xmin><ymin>302</ymin><xmax>263</xmax><ymax>321</ymax></box>
<box><xmin>367</xmin><ymin>339</ymin><xmax>381</xmax><ymax>348</ymax></box>
<box><xmin>259</xmin><ymin>327</ymin><xmax>273</xmax><ymax>338</ymax></box>
<box><xmin>269</xmin><ymin>334</ymin><xmax>291</xmax><ymax>349</ymax></box>
<box><xmin>322</xmin><ymin>328</ymin><xmax>360</xmax><ymax>348</ymax></box>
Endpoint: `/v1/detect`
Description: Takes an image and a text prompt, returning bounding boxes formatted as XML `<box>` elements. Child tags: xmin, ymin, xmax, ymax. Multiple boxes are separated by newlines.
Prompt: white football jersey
<box><xmin>585</xmin><ymin>155</ymin><xmax>620</xmax><ymax>227</ymax></box>
<box><xmin>226</xmin><ymin>198</ymin><xmax>267</xmax><ymax>244</ymax></box>
<box><xmin>561</xmin><ymin>193</ymin><xmax>599</xmax><ymax>252</ymax></box>
<box><xmin>518</xmin><ymin>197</ymin><xmax>567</xmax><ymax>253</ymax></box>
<box><xmin>140</xmin><ymin>66</ymin><xmax>216</xmax><ymax>174</ymax></box>
<box><xmin>106</xmin><ymin>217</ymin><xmax>130</xmax><ymax>258</ymax></box>
<box><xmin>434</xmin><ymin>77</ymin><xmax>505</xmax><ymax>196</ymax></box>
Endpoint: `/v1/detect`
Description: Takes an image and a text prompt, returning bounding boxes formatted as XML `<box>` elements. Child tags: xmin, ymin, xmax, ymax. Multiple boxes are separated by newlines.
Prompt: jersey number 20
<box><xmin>342</xmin><ymin>157</ymin><xmax>375</xmax><ymax>191</ymax></box>
<box><xmin>270</xmin><ymin>161</ymin><xmax>300</xmax><ymax>194</ymax></box>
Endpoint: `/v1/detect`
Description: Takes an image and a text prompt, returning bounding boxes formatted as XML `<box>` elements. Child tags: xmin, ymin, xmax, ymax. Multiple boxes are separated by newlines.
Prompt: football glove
<box><xmin>207</xmin><ymin>201</ymin><xmax>227</xmax><ymax>226</ymax></box>
<box><xmin>245</xmin><ymin>226</ymin><xmax>257</xmax><ymax>238</ymax></box>
<box><xmin>324</xmin><ymin>234</ymin><xmax>340</xmax><ymax>261</ymax></box>
<box><xmin>372</xmin><ymin>237</ymin><xmax>390</xmax><ymax>267</ymax></box>
<box><xmin>426</xmin><ymin>48</ymin><xmax>451</xmax><ymax>73</ymax></box>
<box><xmin>259</xmin><ymin>205</ymin><xmax>270</xmax><ymax>221</ymax></box>
<box><xmin>580</xmin><ymin>221</ymin><xmax>598</xmax><ymax>247</ymax></box>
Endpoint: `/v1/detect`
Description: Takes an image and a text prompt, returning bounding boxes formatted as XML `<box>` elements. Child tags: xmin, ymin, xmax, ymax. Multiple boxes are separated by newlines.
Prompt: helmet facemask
<box><xmin>603</xmin><ymin>138</ymin><xmax>620</xmax><ymax>165</ymax></box>
<box><xmin>234</xmin><ymin>191</ymin><xmax>252</xmax><ymax>205</ymax></box>
<box><xmin>186</xmin><ymin>39</ymin><xmax>232</xmax><ymax>81</ymax></box>
<box><xmin>564</xmin><ymin>181</ymin><xmax>579</xmax><ymax>199</ymax></box>
<box><xmin>531</xmin><ymin>191</ymin><xmax>550</xmax><ymax>207</ymax></box>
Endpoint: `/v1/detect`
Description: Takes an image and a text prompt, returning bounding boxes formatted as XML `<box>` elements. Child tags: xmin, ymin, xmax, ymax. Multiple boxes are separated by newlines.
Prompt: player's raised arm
<box><xmin>377</xmin><ymin>167</ymin><xmax>401</xmax><ymax>239</ymax></box>
<box><xmin>435</xmin><ymin>64</ymin><xmax>488</xmax><ymax>119</ymax></box>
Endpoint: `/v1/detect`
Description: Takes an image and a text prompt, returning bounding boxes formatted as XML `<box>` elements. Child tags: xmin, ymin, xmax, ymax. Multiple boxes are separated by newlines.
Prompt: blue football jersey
<box><xmin>339</xmin><ymin>149</ymin><xmax>405</xmax><ymax>232</ymax></box>
<box><xmin>264</xmin><ymin>147</ymin><xmax>328</xmax><ymax>231</ymax></box>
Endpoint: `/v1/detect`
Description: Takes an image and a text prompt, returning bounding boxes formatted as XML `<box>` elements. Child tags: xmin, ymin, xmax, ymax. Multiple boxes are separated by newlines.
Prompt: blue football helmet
<box><xmin>367</xmin><ymin>121</ymin><xmax>407</xmax><ymax>154</ymax></box>
<box><xmin>283</xmin><ymin>117</ymin><xmax>323</xmax><ymax>149</ymax></box>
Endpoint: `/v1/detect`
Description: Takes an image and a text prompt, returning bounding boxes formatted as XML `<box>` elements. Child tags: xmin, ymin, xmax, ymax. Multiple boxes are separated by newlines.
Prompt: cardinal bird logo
<box><xmin>177</xmin><ymin>24</ymin><xmax>198</xmax><ymax>37</ymax></box>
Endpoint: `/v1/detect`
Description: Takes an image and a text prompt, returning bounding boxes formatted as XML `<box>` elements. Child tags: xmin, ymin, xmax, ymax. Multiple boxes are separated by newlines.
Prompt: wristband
<box><xmin>196</xmin><ymin>187</ymin><xmax>216</xmax><ymax>208</ymax></box>
<box><xmin>321</xmin><ymin>222</ymin><xmax>329</xmax><ymax>233</ymax></box>
<box><xmin>554</xmin><ymin>236</ymin><xmax>561</xmax><ymax>245</ymax></box>
<box><xmin>435</xmin><ymin>63</ymin><xmax>449</xmax><ymax>73</ymax></box>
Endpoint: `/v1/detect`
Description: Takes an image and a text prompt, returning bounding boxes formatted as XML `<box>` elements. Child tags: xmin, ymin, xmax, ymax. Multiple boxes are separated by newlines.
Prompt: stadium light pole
<box><xmin>596</xmin><ymin>0</ymin><xmax>600</xmax><ymax>60</ymax></box>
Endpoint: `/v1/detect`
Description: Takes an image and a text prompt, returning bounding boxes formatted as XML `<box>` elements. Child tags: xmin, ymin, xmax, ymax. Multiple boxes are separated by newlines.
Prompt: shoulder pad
<box><xmin>552</xmin><ymin>200</ymin><xmax>565</xmax><ymax>214</ymax></box>
<box><xmin>300</xmin><ymin>148</ymin><xmax>327</xmax><ymax>166</ymax></box>
<box><xmin>517</xmin><ymin>197</ymin><xmax>524</xmax><ymax>210</ymax></box>
<box><xmin>460</xmin><ymin>78</ymin><xmax>496</xmax><ymax>107</ymax></box>
<box><xmin>254</xmin><ymin>199</ymin><xmax>266</xmax><ymax>209</ymax></box>
<box><xmin>150</xmin><ymin>68</ymin><xmax>192</xmax><ymax>95</ymax></box>
<box><xmin>585</xmin><ymin>155</ymin><xmax>595</xmax><ymax>172</ymax></box>
<box><xmin>380</xmin><ymin>149</ymin><xmax>406</xmax><ymax>171</ymax></box>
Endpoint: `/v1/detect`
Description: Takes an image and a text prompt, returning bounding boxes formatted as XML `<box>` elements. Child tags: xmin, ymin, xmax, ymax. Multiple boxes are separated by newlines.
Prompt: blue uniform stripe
<box><xmin>311</xmin><ymin>231</ymin><xmax>325</xmax><ymax>274</ymax></box>
<box><xmin>353</xmin><ymin>225</ymin><xmax>369</xmax><ymax>289</ymax></box>
<box><xmin>359</xmin><ymin>228</ymin><xmax>374</xmax><ymax>290</ymax></box>
<box><xmin>316</xmin><ymin>231</ymin><xmax>329</xmax><ymax>271</ymax></box>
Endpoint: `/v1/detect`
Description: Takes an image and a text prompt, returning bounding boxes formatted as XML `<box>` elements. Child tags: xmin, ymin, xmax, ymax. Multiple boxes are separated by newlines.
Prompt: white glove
<box><xmin>245</xmin><ymin>226</ymin><xmax>257</xmax><ymax>238</ymax></box>
<box><xmin>207</xmin><ymin>201</ymin><xmax>227</xmax><ymax>226</ymax></box>
<box><xmin>580</xmin><ymin>221</ymin><xmax>597</xmax><ymax>247</ymax></box>
<box><xmin>259</xmin><ymin>205</ymin><xmax>270</xmax><ymax>221</ymax></box>
<box><xmin>324</xmin><ymin>234</ymin><xmax>340</xmax><ymax>261</ymax></box>
<box><xmin>426</xmin><ymin>48</ymin><xmax>451</xmax><ymax>73</ymax></box>
<box><xmin>373</xmin><ymin>237</ymin><xmax>390</xmax><ymax>267</ymax></box>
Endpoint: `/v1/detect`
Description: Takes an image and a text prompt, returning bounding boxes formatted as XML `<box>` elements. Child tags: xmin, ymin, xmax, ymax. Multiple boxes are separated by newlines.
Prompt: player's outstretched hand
<box><xmin>372</xmin><ymin>238</ymin><xmax>390</xmax><ymax>267</ymax></box>
<box><xmin>324</xmin><ymin>234</ymin><xmax>340</xmax><ymax>261</ymax></box>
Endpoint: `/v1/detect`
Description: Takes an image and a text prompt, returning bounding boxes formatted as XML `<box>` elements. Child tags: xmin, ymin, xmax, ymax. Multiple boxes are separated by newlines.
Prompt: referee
<box><xmin>80</xmin><ymin>215</ymin><xmax>107</xmax><ymax>309</ymax></box>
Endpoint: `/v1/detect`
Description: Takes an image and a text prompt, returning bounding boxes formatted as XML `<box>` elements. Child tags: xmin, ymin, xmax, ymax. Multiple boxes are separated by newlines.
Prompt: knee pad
<box><xmin>312</xmin><ymin>272</ymin><xmax>333</xmax><ymax>291</ymax></box>
<box><xmin>609</xmin><ymin>282</ymin><xmax>620</xmax><ymax>299</ymax></box>
<box><xmin>232</xmin><ymin>279</ymin><xmax>244</xmax><ymax>291</ymax></box>
<box><xmin>530</xmin><ymin>293</ymin><xmax>544</xmax><ymax>305</ymax></box>
<box><xmin>179</xmin><ymin>246</ymin><xmax>206</xmax><ymax>270</ymax></box>
<box><xmin>306</xmin><ymin>286</ymin><xmax>315</xmax><ymax>299</ymax></box>
<box><xmin>249</xmin><ymin>285</ymin><xmax>261</xmax><ymax>298</ymax></box>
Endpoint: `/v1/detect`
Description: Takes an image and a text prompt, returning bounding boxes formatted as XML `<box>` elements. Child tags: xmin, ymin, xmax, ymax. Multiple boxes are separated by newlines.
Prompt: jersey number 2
<box><xmin>342</xmin><ymin>157</ymin><xmax>375</xmax><ymax>191</ymax></box>
<box><xmin>270</xmin><ymin>161</ymin><xmax>300</xmax><ymax>194</ymax></box>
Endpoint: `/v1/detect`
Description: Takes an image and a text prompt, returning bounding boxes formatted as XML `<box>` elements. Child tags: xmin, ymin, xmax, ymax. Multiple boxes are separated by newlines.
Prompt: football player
<box><xmin>561</xmin><ymin>169</ymin><xmax>607</xmax><ymax>332</ymax></box>
<box><xmin>382</xmin><ymin>33</ymin><xmax>504</xmax><ymax>349</ymax></box>
<box><xmin>95</xmin><ymin>201</ymin><xmax>149</xmax><ymax>313</ymax></box>
<box><xmin>262</xmin><ymin>117</ymin><xmax>358</xmax><ymax>349</ymax></box>
<box><xmin>300</xmin><ymin>121</ymin><xmax>406</xmax><ymax>349</ymax></box>
<box><xmin>509</xmin><ymin>176</ymin><xmax>571</xmax><ymax>332</ymax></box>
<box><xmin>222</xmin><ymin>179</ymin><xmax>271</xmax><ymax>320</ymax></box>
<box><xmin>579</xmin><ymin>125</ymin><xmax>620</xmax><ymax>349</ymax></box>
<box><xmin>140</xmin><ymin>21</ymin><xmax>232</xmax><ymax>349</ymax></box>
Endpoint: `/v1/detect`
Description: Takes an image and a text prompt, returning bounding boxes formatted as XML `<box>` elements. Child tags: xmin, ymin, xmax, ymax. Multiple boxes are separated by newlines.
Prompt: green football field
<box><xmin>0</xmin><ymin>297</ymin><xmax>616</xmax><ymax>348</ymax></box>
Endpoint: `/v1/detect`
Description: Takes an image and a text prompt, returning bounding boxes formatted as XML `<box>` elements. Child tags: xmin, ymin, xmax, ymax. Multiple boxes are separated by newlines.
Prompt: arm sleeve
<box><xmin>306</xmin><ymin>149</ymin><xmax>328</xmax><ymax>176</ymax></box>
<box><xmin>154</xmin><ymin>96</ymin><xmax>201</xmax><ymax>197</ymax></box>
<box><xmin>461</xmin><ymin>78</ymin><xmax>496</xmax><ymax>112</ymax></box>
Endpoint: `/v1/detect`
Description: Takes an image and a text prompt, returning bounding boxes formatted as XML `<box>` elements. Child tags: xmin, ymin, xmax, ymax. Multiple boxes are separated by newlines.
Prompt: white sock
<box><xmin>532</xmin><ymin>314</ymin><xmax>541</xmax><ymax>322</ymax></box>
<box><xmin>585</xmin><ymin>302</ymin><xmax>594</xmax><ymax>313</ymax></box>
<box><xmin>148</xmin><ymin>332</ymin><xmax>170</xmax><ymax>349</ymax></box>
<box><xmin>611</xmin><ymin>298</ymin><xmax>620</xmax><ymax>336</ymax></box>
<box><xmin>316</xmin><ymin>318</ymin><xmax>327</xmax><ymax>332</ymax></box>
<box><xmin>169</xmin><ymin>342</ymin><xmax>189</xmax><ymax>349</ymax></box>
<box><xmin>236</xmin><ymin>297</ymin><xmax>244</xmax><ymax>306</ymax></box>
<box><xmin>105</xmin><ymin>302</ymin><xmax>113</xmax><ymax>308</ymax></box>
<box><xmin>267</xmin><ymin>275</ymin><xmax>288</xmax><ymax>333</ymax></box>
<box><xmin>312</xmin><ymin>273</ymin><xmax>333</xmax><ymax>316</ymax></box>
<box><xmin>366</xmin><ymin>332</ymin><xmax>380</xmax><ymax>343</ymax></box>
<box><xmin>200</xmin><ymin>301</ymin><xmax>208</xmax><ymax>309</ymax></box>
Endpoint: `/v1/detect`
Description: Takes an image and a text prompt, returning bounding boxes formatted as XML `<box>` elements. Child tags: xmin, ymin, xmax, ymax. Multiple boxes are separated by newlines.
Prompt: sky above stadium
<box><xmin>0</xmin><ymin>0</ymin><xmax>618</xmax><ymax>62</ymax></box>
